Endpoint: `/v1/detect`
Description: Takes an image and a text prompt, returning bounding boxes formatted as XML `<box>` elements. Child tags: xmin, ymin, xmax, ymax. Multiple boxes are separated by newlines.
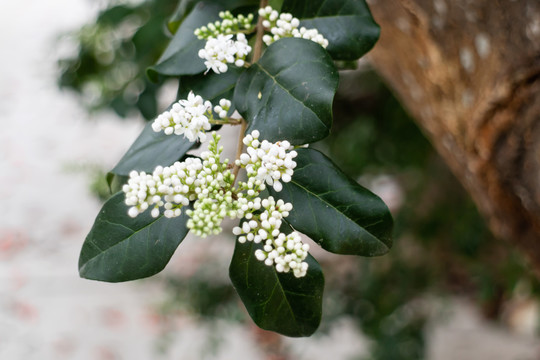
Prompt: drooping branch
<box><xmin>367</xmin><ymin>0</ymin><xmax>540</xmax><ymax>274</ymax></box>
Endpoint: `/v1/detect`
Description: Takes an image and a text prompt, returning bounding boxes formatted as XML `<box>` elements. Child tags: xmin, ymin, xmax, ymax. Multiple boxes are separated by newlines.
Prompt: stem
<box><xmin>252</xmin><ymin>0</ymin><xmax>268</xmax><ymax>62</ymax></box>
<box><xmin>232</xmin><ymin>0</ymin><xmax>268</xmax><ymax>184</ymax></box>
<box><xmin>209</xmin><ymin>118</ymin><xmax>243</xmax><ymax>125</ymax></box>
<box><xmin>232</xmin><ymin>120</ymin><xmax>247</xmax><ymax>181</ymax></box>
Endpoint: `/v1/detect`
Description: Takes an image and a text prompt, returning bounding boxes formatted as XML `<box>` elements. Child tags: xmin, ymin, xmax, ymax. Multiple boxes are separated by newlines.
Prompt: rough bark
<box><xmin>367</xmin><ymin>0</ymin><xmax>540</xmax><ymax>273</ymax></box>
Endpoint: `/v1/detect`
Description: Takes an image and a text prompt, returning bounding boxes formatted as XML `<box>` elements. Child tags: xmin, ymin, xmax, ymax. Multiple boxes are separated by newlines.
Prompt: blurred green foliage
<box><xmin>58</xmin><ymin>0</ymin><xmax>178</xmax><ymax>119</ymax></box>
<box><xmin>60</xmin><ymin>1</ymin><xmax>540</xmax><ymax>359</ymax></box>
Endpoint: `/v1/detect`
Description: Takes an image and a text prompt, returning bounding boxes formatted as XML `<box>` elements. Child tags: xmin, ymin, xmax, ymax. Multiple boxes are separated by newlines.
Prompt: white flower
<box><xmin>198</xmin><ymin>34</ymin><xmax>252</xmax><ymax>74</ymax></box>
<box><xmin>123</xmin><ymin>132</ymin><xmax>235</xmax><ymax>228</ymax></box>
<box><xmin>151</xmin><ymin>92</ymin><xmax>212</xmax><ymax>142</ymax></box>
<box><xmin>236</xmin><ymin>130</ymin><xmax>297</xmax><ymax>192</ymax></box>
<box><xmin>195</xmin><ymin>11</ymin><xmax>254</xmax><ymax>39</ymax></box>
<box><xmin>232</xmin><ymin>197</ymin><xmax>309</xmax><ymax>277</ymax></box>
<box><xmin>292</xmin><ymin>27</ymin><xmax>329</xmax><ymax>48</ymax></box>
<box><xmin>122</xmin><ymin>158</ymin><xmax>202</xmax><ymax>219</ymax></box>
<box><xmin>259</xmin><ymin>6</ymin><xmax>329</xmax><ymax>48</ymax></box>
<box><xmin>213</xmin><ymin>98</ymin><xmax>231</xmax><ymax>119</ymax></box>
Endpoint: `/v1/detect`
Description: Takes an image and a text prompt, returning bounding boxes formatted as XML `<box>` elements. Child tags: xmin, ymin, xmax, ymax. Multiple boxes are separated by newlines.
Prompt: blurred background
<box><xmin>1</xmin><ymin>0</ymin><xmax>540</xmax><ymax>359</ymax></box>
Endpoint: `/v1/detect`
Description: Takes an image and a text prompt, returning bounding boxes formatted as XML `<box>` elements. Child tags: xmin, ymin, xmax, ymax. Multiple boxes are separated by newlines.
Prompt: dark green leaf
<box><xmin>178</xmin><ymin>66</ymin><xmax>244</xmax><ymax>102</ymax></box>
<box><xmin>269</xmin><ymin>148</ymin><xmax>393</xmax><ymax>256</ymax></box>
<box><xmin>268</xmin><ymin>0</ymin><xmax>285</xmax><ymax>11</ymax></box>
<box><xmin>229</xmin><ymin>232</ymin><xmax>324</xmax><ymax>337</ymax></box>
<box><xmin>282</xmin><ymin>0</ymin><xmax>380</xmax><ymax>60</ymax></box>
<box><xmin>148</xmin><ymin>2</ymin><xmax>223</xmax><ymax>81</ymax></box>
<box><xmin>79</xmin><ymin>192</ymin><xmax>190</xmax><ymax>282</ymax></box>
<box><xmin>234</xmin><ymin>38</ymin><xmax>338</xmax><ymax>145</ymax></box>
<box><xmin>111</xmin><ymin>121</ymin><xmax>195</xmax><ymax>176</ymax></box>
<box><xmin>168</xmin><ymin>0</ymin><xmax>259</xmax><ymax>34</ymax></box>
<box><xmin>105</xmin><ymin>172</ymin><xmax>128</xmax><ymax>196</ymax></box>
<box><xmin>97</xmin><ymin>5</ymin><xmax>133</xmax><ymax>25</ymax></box>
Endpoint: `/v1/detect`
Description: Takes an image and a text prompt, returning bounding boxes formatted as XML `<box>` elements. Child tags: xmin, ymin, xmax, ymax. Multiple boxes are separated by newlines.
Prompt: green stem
<box><xmin>232</xmin><ymin>120</ymin><xmax>247</xmax><ymax>182</ymax></box>
<box><xmin>209</xmin><ymin>118</ymin><xmax>243</xmax><ymax>125</ymax></box>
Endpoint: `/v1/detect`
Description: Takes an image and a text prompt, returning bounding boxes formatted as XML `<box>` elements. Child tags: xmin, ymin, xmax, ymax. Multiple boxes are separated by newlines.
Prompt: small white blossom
<box><xmin>151</xmin><ymin>91</ymin><xmax>212</xmax><ymax>142</ymax></box>
<box><xmin>236</xmin><ymin>130</ymin><xmax>297</xmax><ymax>192</ymax></box>
<box><xmin>123</xmin><ymin>132</ymin><xmax>236</xmax><ymax>233</ymax></box>
<box><xmin>232</xmin><ymin>196</ymin><xmax>309</xmax><ymax>277</ymax></box>
<box><xmin>198</xmin><ymin>33</ymin><xmax>252</xmax><ymax>74</ymax></box>
<box><xmin>122</xmin><ymin>158</ymin><xmax>202</xmax><ymax>219</ymax></box>
<box><xmin>195</xmin><ymin>11</ymin><xmax>254</xmax><ymax>39</ymax></box>
<box><xmin>292</xmin><ymin>27</ymin><xmax>329</xmax><ymax>48</ymax></box>
<box><xmin>213</xmin><ymin>98</ymin><xmax>232</xmax><ymax>119</ymax></box>
<box><xmin>258</xmin><ymin>6</ymin><xmax>328</xmax><ymax>48</ymax></box>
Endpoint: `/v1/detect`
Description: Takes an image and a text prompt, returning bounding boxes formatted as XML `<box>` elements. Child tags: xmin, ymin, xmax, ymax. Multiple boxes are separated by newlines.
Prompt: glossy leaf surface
<box><xmin>234</xmin><ymin>38</ymin><xmax>338</xmax><ymax>145</ymax></box>
<box><xmin>282</xmin><ymin>0</ymin><xmax>380</xmax><ymax>60</ymax></box>
<box><xmin>148</xmin><ymin>2</ymin><xmax>222</xmax><ymax>80</ymax></box>
<box><xmin>270</xmin><ymin>148</ymin><xmax>393</xmax><ymax>256</ymax></box>
<box><xmin>229</xmin><ymin>233</ymin><xmax>324</xmax><ymax>337</ymax></box>
<box><xmin>79</xmin><ymin>192</ymin><xmax>190</xmax><ymax>282</ymax></box>
<box><xmin>111</xmin><ymin>121</ymin><xmax>194</xmax><ymax>176</ymax></box>
<box><xmin>178</xmin><ymin>66</ymin><xmax>244</xmax><ymax>103</ymax></box>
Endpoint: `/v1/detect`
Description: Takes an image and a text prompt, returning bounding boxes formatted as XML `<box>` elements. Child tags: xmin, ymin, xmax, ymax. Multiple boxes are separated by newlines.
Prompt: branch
<box><xmin>232</xmin><ymin>0</ymin><xmax>268</xmax><ymax>184</ymax></box>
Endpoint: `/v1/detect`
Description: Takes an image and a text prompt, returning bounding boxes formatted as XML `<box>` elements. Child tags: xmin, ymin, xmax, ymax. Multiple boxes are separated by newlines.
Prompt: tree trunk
<box><xmin>367</xmin><ymin>0</ymin><xmax>540</xmax><ymax>273</ymax></box>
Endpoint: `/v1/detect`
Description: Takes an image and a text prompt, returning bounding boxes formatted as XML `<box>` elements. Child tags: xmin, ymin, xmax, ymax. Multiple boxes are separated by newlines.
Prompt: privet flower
<box><xmin>185</xmin><ymin>134</ymin><xmax>240</xmax><ymax>237</ymax></box>
<box><xmin>236</xmin><ymin>130</ymin><xmax>297</xmax><ymax>192</ymax></box>
<box><xmin>213</xmin><ymin>98</ymin><xmax>231</xmax><ymax>119</ymax></box>
<box><xmin>258</xmin><ymin>6</ymin><xmax>329</xmax><ymax>48</ymax></box>
<box><xmin>194</xmin><ymin>11</ymin><xmax>254</xmax><ymax>39</ymax></box>
<box><xmin>151</xmin><ymin>91</ymin><xmax>212</xmax><ymax>142</ymax></box>
<box><xmin>232</xmin><ymin>197</ymin><xmax>309</xmax><ymax>278</ymax></box>
<box><xmin>197</xmin><ymin>33</ymin><xmax>252</xmax><ymax>74</ymax></box>
<box><xmin>123</xmin><ymin>129</ymin><xmax>310</xmax><ymax>277</ymax></box>
<box><xmin>123</xmin><ymin>158</ymin><xmax>201</xmax><ymax>219</ymax></box>
<box><xmin>123</xmin><ymin>133</ymin><xmax>234</xmax><ymax>221</ymax></box>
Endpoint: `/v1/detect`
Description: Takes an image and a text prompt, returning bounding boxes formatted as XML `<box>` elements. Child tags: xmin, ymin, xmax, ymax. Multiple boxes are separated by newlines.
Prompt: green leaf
<box><xmin>168</xmin><ymin>0</ymin><xmax>259</xmax><ymax>34</ymax></box>
<box><xmin>79</xmin><ymin>192</ymin><xmax>190</xmax><ymax>282</ymax></box>
<box><xmin>282</xmin><ymin>0</ymin><xmax>380</xmax><ymax>61</ymax></box>
<box><xmin>269</xmin><ymin>148</ymin><xmax>393</xmax><ymax>256</ymax></box>
<box><xmin>97</xmin><ymin>5</ymin><xmax>133</xmax><ymax>26</ymax></box>
<box><xmin>110</xmin><ymin>121</ymin><xmax>195</xmax><ymax>176</ymax></box>
<box><xmin>178</xmin><ymin>66</ymin><xmax>244</xmax><ymax>102</ymax></box>
<box><xmin>234</xmin><ymin>38</ymin><xmax>338</xmax><ymax>145</ymax></box>
<box><xmin>148</xmin><ymin>2</ymin><xmax>223</xmax><ymax>81</ymax></box>
<box><xmin>229</xmin><ymin>231</ymin><xmax>324</xmax><ymax>337</ymax></box>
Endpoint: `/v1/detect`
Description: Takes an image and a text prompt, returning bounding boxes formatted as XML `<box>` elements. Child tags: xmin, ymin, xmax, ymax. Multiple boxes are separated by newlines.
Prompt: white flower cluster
<box><xmin>198</xmin><ymin>33</ymin><xmax>252</xmax><ymax>74</ymax></box>
<box><xmin>151</xmin><ymin>92</ymin><xmax>213</xmax><ymax>142</ymax></box>
<box><xmin>194</xmin><ymin>11</ymin><xmax>254</xmax><ymax>39</ymax></box>
<box><xmin>233</xmin><ymin>197</ymin><xmax>309</xmax><ymax>278</ymax></box>
<box><xmin>236</xmin><ymin>130</ymin><xmax>297</xmax><ymax>192</ymax></box>
<box><xmin>258</xmin><ymin>6</ymin><xmax>329</xmax><ymax>48</ymax></box>
<box><xmin>123</xmin><ymin>127</ymin><xmax>310</xmax><ymax>276</ymax></box>
<box><xmin>123</xmin><ymin>158</ymin><xmax>201</xmax><ymax>219</ymax></box>
<box><xmin>123</xmin><ymin>133</ymin><xmax>235</xmax><ymax>226</ymax></box>
<box><xmin>185</xmin><ymin>134</ymin><xmax>241</xmax><ymax>237</ymax></box>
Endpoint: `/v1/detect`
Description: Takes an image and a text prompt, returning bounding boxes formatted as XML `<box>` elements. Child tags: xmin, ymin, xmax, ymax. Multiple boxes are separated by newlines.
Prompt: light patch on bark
<box><xmin>461</xmin><ymin>89</ymin><xmax>475</xmax><ymax>108</ymax></box>
<box><xmin>526</xmin><ymin>17</ymin><xmax>540</xmax><ymax>40</ymax></box>
<box><xmin>475</xmin><ymin>33</ymin><xmax>491</xmax><ymax>59</ymax></box>
<box><xmin>433</xmin><ymin>0</ymin><xmax>447</xmax><ymax>15</ymax></box>
<box><xmin>402</xmin><ymin>72</ymin><xmax>424</xmax><ymax>101</ymax></box>
<box><xmin>459</xmin><ymin>47</ymin><xmax>475</xmax><ymax>73</ymax></box>
<box><xmin>396</xmin><ymin>17</ymin><xmax>411</xmax><ymax>33</ymax></box>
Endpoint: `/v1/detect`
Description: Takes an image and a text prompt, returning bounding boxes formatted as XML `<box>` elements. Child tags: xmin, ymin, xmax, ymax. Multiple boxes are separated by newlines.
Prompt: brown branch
<box><xmin>232</xmin><ymin>0</ymin><xmax>268</xmax><ymax>184</ymax></box>
<box><xmin>368</xmin><ymin>0</ymin><xmax>540</xmax><ymax>276</ymax></box>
